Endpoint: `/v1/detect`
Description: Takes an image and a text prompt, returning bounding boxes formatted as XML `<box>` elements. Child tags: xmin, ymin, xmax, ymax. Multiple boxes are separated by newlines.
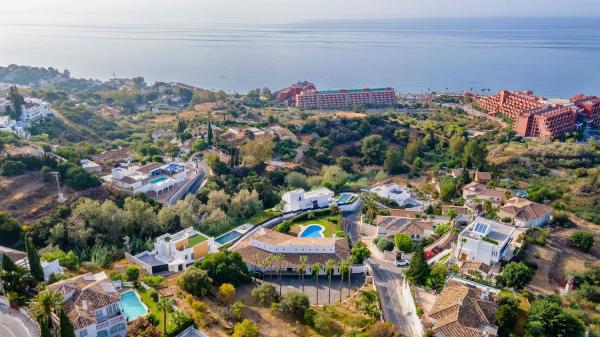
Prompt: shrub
<box><xmin>232</xmin><ymin>319</ymin><xmax>260</xmax><ymax>337</ymax></box>
<box><xmin>1</xmin><ymin>160</ymin><xmax>27</xmax><ymax>176</ymax></box>
<box><xmin>497</xmin><ymin>262</ymin><xmax>534</xmax><ymax>290</ymax></box>
<box><xmin>368</xmin><ymin>322</ymin><xmax>399</xmax><ymax>337</ymax></box>
<box><xmin>178</xmin><ymin>267</ymin><xmax>213</xmax><ymax>297</ymax></box>
<box><xmin>148</xmin><ymin>289</ymin><xmax>159</xmax><ymax>302</ymax></box>
<box><xmin>278</xmin><ymin>291</ymin><xmax>309</xmax><ymax>319</ymax></box>
<box><xmin>274</xmin><ymin>221</ymin><xmax>291</xmax><ymax>234</ymax></box>
<box><xmin>142</xmin><ymin>275</ymin><xmax>164</xmax><ymax>288</ymax></box>
<box><xmin>313</xmin><ymin>313</ymin><xmax>339</xmax><ymax>335</ymax></box>
<box><xmin>251</xmin><ymin>283</ymin><xmax>279</xmax><ymax>306</ymax></box>
<box><xmin>376</xmin><ymin>238</ymin><xmax>394</xmax><ymax>252</ymax></box>
<box><xmin>571</xmin><ymin>230</ymin><xmax>595</xmax><ymax>252</ymax></box>
<box><xmin>124</xmin><ymin>265</ymin><xmax>141</xmax><ymax>282</ymax></box>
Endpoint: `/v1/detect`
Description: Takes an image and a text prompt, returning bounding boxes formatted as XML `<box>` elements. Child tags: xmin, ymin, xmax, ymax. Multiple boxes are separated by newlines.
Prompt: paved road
<box><xmin>0</xmin><ymin>303</ymin><xmax>38</xmax><ymax>337</ymax></box>
<box><xmin>342</xmin><ymin>206</ymin><xmax>361</xmax><ymax>245</ymax></box>
<box><xmin>368</xmin><ymin>259</ymin><xmax>420</xmax><ymax>337</ymax></box>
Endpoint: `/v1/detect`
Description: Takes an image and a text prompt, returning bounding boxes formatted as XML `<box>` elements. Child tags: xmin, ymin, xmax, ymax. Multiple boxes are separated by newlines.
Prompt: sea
<box><xmin>0</xmin><ymin>17</ymin><xmax>599</xmax><ymax>97</ymax></box>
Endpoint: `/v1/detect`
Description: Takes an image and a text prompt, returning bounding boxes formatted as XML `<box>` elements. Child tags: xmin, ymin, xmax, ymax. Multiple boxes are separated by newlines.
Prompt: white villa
<box><xmin>0</xmin><ymin>245</ymin><xmax>64</xmax><ymax>281</ymax></box>
<box><xmin>456</xmin><ymin>217</ymin><xmax>515</xmax><ymax>266</ymax></box>
<box><xmin>127</xmin><ymin>227</ymin><xmax>217</xmax><ymax>275</ymax></box>
<box><xmin>47</xmin><ymin>272</ymin><xmax>127</xmax><ymax>337</ymax></box>
<box><xmin>369</xmin><ymin>183</ymin><xmax>413</xmax><ymax>207</ymax></box>
<box><xmin>105</xmin><ymin>162</ymin><xmax>191</xmax><ymax>196</ymax></box>
<box><xmin>282</xmin><ymin>187</ymin><xmax>334</xmax><ymax>212</ymax></box>
<box><xmin>0</xmin><ymin>97</ymin><xmax>54</xmax><ymax>137</ymax></box>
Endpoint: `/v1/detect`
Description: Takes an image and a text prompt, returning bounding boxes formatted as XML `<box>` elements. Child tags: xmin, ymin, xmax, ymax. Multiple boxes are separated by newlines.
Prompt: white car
<box><xmin>394</xmin><ymin>260</ymin><xmax>408</xmax><ymax>267</ymax></box>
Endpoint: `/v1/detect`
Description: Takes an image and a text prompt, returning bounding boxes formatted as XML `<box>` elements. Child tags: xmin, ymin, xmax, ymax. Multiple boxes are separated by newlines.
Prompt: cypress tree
<box><xmin>405</xmin><ymin>243</ymin><xmax>430</xmax><ymax>286</ymax></box>
<box><xmin>207</xmin><ymin>121</ymin><xmax>213</xmax><ymax>145</ymax></box>
<box><xmin>25</xmin><ymin>236</ymin><xmax>44</xmax><ymax>282</ymax></box>
<box><xmin>59</xmin><ymin>308</ymin><xmax>76</xmax><ymax>337</ymax></box>
<box><xmin>40</xmin><ymin>318</ymin><xmax>53</xmax><ymax>337</ymax></box>
<box><xmin>1</xmin><ymin>253</ymin><xmax>21</xmax><ymax>293</ymax></box>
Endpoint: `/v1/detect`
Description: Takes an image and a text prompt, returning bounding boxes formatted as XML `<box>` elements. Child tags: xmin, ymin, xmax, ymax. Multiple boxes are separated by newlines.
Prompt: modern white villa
<box><xmin>104</xmin><ymin>162</ymin><xmax>192</xmax><ymax>196</ymax></box>
<box><xmin>369</xmin><ymin>183</ymin><xmax>414</xmax><ymax>207</ymax></box>
<box><xmin>0</xmin><ymin>245</ymin><xmax>64</xmax><ymax>281</ymax></box>
<box><xmin>47</xmin><ymin>272</ymin><xmax>127</xmax><ymax>337</ymax></box>
<box><xmin>127</xmin><ymin>227</ymin><xmax>217</xmax><ymax>275</ymax></box>
<box><xmin>456</xmin><ymin>217</ymin><xmax>515</xmax><ymax>266</ymax></box>
<box><xmin>282</xmin><ymin>187</ymin><xmax>334</xmax><ymax>212</ymax></box>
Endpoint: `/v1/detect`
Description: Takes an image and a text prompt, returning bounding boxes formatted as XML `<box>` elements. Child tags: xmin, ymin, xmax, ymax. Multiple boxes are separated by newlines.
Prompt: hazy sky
<box><xmin>2</xmin><ymin>0</ymin><xmax>600</xmax><ymax>24</ymax></box>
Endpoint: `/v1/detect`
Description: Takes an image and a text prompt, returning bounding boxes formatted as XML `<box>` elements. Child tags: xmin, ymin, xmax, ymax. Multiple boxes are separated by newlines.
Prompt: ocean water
<box><xmin>0</xmin><ymin>17</ymin><xmax>599</xmax><ymax>97</ymax></box>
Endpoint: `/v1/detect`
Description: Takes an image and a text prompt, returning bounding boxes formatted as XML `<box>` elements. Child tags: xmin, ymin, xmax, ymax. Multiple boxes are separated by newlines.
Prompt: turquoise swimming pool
<box><xmin>150</xmin><ymin>176</ymin><xmax>168</xmax><ymax>184</ymax></box>
<box><xmin>299</xmin><ymin>224</ymin><xmax>325</xmax><ymax>238</ymax></box>
<box><xmin>215</xmin><ymin>230</ymin><xmax>242</xmax><ymax>245</ymax></box>
<box><xmin>337</xmin><ymin>193</ymin><xmax>355</xmax><ymax>204</ymax></box>
<box><xmin>120</xmin><ymin>291</ymin><xmax>147</xmax><ymax>321</ymax></box>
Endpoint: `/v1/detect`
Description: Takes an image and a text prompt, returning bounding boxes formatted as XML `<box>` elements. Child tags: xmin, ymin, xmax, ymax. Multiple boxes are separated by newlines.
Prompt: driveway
<box><xmin>0</xmin><ymin>302</ymin><xmax>38</xmax><ymax>337</ymax></box>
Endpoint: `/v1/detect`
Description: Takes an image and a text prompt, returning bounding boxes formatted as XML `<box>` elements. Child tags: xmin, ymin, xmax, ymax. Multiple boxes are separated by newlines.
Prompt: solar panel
<box><xmin>474</xmin><ymin>223</ymin><xmax>488</xmax><ymax>234</ymax></box>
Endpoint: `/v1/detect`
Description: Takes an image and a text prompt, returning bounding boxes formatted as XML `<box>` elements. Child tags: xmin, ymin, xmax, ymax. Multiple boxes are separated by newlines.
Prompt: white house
<box><xmin>369</xmin><ymin>183</ymin><xmax>413</xmax><ymax>206</ymax></box>
<box><xmin>80</xmin><ymin>159</ymin><xmax>102</xmax><ymax>173</ymax></box>
<box><xmin>498</xmin><ymin>197</ymin><xmax>553</xmax><ymax>228</ymax></box>
<box><xmin>47</xmin><ymin>272</ymin><xmax>127</xmax><ymax>337</ymax></box>
<box><xmin>20</xmin><ymin>98</ymin><xmax>54</xmax><ymax>122</ymax></box>
<box><xmin>456</xmin><ymin>217</ymin><xmax>515</xmax><ymax>266</ymax></box>
<box><xmin>282</xmin><ymin>187</ymin><xmax>334</xmax><ymax>212</ymax></box>
<box><xmin>0</xmin><ymin>245</ymin><xmax>64</xmax><ymax>281</ymax></box>
<box><xmin>105</xmin><ymin>162</ymin><xmax>191</xmax><ymax>196</ymax></box>
<box><xmin>127</xmin><ymin>227</ymin><xmax>217</xmax><ymax>275</ymax></box>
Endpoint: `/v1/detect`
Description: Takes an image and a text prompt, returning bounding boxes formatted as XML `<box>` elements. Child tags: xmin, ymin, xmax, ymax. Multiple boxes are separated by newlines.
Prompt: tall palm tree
<box><xmin>29</xmin><ymin>290</ymin><xmax>63</xmax><ymax>328</ymax></box>
<box><xmin>298</xmin><ymin>256</ymin><xmax>308</xmax><ymax>293</ymax></box>
<box><xmin>156</xmin><ymin>297</ymin><xmax>174</xmax><ymax>335</ymax></box>
<box><xmin>339</xmin><ymin>259</ymin><xmax>348</xmax><ymax>302</ymax></box>
<box><xmin>346</xmin><ymin>256</ymin><xmax>353</xmax><ymax>299</ymax></box>
<box><xmin>325</xmin><ymin>259</ymin><xmax>336</xmax><ymax>304</ymax></box>
<box><xmin>311</xmin><ymin>262</ymin><xmax>322</xmax><ymax>306</ymax></box>
<box><xmin>273</xmin><ymin>254</ymin><xmax>285</xmax><ymax>296</ymax></box>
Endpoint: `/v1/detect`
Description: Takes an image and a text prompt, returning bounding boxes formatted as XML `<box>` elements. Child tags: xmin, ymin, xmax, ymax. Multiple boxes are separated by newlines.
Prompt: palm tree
<box><xmin>156</xmin><ymin>297</ymin><xmax>174</xmax><ymax>335</ymax></box>
<box><xmin>311</xmin><ymin>262</ymin><xmax>322</xmax><ymax>306</ymax></box>
<box><xmin>339</xmin><ymin>259</ymin><xmax>349</xmax><ymax>302</ymax></box>
<box><xmin>298</xmin><ymin>256</ymin><xmax>308</xmax><ymax>293</ymax></box>
<box><xmin>325</xmin><ymin>259</ymin><xmax>336</xmax><ymax>304</ymax></box>
<box><xmin>346</xmin><ymin>256</ymin><xmax>353</xmax><ymax>299</ymax></box>
<box><xmin>273</xmin><ymin>254</ymin><xmax>285</xmax><ymax>296</ymax></box>
<box><xmin>29</xmin><ymin>290</ymin><xmax>63</xmax><ymax>328</ymax></box>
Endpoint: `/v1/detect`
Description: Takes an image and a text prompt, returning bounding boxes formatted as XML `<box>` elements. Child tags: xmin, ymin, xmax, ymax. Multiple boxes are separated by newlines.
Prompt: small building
<box><xmin>428</xmin><ymin>280</ymin><xmax>497</xmax><ymax>337</ymax></box>
<box><xmin>0</xmin><ymin>245</ymin><xmax>64</xmax><ymax>281</ymax></box>
<box><xmin>106</xmin><ymin>162</ymin><xmax>191</xmax><ymax>196</ymax></box>
<box><xmin>456</xmin><ymin>217</ymin><xmax>515</xmax><ymax>266</ymax></box>
<box><xmin>369</xmin><ymin>183</ymin><xmax>413</xmax><ymax>207</ymax></box>
<box><xmin>473</xmin><ymin>171</ymin><xmax>492</xmax><ymax>184</ymax></box>
<box><xmin>80</xmin><ymin>159</ymin><xmax>102</xmax><ymax>173</ymax></box>
<box><xmin>47</xmin><ymin>272</ymin><xmax>127</xmax><ymax>337</ymax></box>
<box><xmin>282</xmin><ymin>187</ymin><xmax>334</xmax><ymax>212</ymax></box>
<box><xmin>498</xmin><ymin>197</ymin><xmax>552</xmax><ymax>228</ymax></box>
<box><xmin>462</xmin><ymin>182</ymin><xmax>510</xmax><ymax>205</ymax></box>
<box><xmin>127</xmin><ymin>227</ymin><xmax>217</xmax><ymax>275</ymax></box>
<box><xmin>375</xmin><ymin>216</ymin><xmax>436</xmax><ymax>242</ymax></box>
<box><xmin>92</xmin><ymin>148</ymin><xmax>131</xmax><ymax>164</ymax></box>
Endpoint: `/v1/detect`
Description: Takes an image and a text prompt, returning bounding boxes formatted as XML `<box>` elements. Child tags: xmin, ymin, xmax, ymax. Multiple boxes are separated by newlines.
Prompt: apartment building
<box><xmin>475</xmin><ymin>90</ymin><xmax>577</xmax><ymax>138</ymax></box>
<box><xmin>295</xmin><ymin>87</ymin><xmax>396</xmax><ymax>109</ymax></box>
<box><xmin>276</xmin><ymin>81</ymin><xmax>316</xmax><ymax>105</ymax></box>
<box><xmin>47</xmin><ymin>272</ymin><xmax>127</xmax><ymax>337</ymax></box>
<box><xmin>572</xmin><ymin>94</ymin><xmax>600</xmax><ymax>126</ymax></box>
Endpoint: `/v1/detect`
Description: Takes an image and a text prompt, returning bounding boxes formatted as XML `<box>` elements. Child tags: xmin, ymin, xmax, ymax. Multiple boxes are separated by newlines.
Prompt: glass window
<box><xmin>97</xmin><ymin>331</ymin><xmax>108</xmax><ymax>337</ymax></box>
<box><xmin>79</xmin><ymin>329</ymin><xmax>88</xmax><ymax>337</ymax></box>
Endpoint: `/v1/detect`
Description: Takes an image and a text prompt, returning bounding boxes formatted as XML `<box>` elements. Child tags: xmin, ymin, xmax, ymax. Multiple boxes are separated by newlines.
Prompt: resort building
<box><xmin>47</xmin><ymin>272</ymin><xmax>127</xmax><ymax>337</ymax></box>
<box><xmin>572</xmin><ymin>94</ymin><xmax>600</xmax><ymax>127</ymax></box>
<box><xmin>105</xmin><ymin>162</ymin><xmax>191</xmax><ymax>196</ymax></box>
<box><xmin>369</xmin><ymin>183</ymin><xmax>415</xmax><ymax>207</ymax></box>
<box><xmin>232</xmin><ymin>228</ymin><xmax>358</xmax><ymax>275</ymax></box>
<box><xmin>461</xmin><ymin>182</ymin><xmax>510</xmax><ymax>205</ymax></box>
<box><xmin>475</xmin><ymin>90</ymin><xmax>577</xmax><ymax>138</ymax></box>
<box><xmin>428</xmin><ymin>280</ymin><xmax>497</xmax><ymax>337</ymax></box>
<box><xmin>276</xmin><ymin>81</ymin><xmax>317</xmax><ymax>105</ymax></box>
<box><xmin>0</xmin><ymin>245</ymin><xmax>64</xmax><ymax>281</ymax></box>
<box><xmin>456</xmin><ymin>217</ymin><xmax>515</xmax><ymax>266</ymax></box>
<box><xmin>282</xmin><ymin>187</ymin><xmax>334</xmax><ymax>212</ymax></box>
<box><xmin>375</xmin><ymin>216</ymin><xmax>436</xmax><ymax>242</ymax></box>
<box><xmin>127</xmin><ymin>227</ymin><xmax>217</xmax><ymax>275</ymax></box>
<box><xmin>498</xmin><ymin>197</ymin><xmax>552</xmax><ymax>228</ymax></box>
<box><xmin>295</xmin><ymin>87</ymin><xmax>397</xmax><ymax>110</ymax></box>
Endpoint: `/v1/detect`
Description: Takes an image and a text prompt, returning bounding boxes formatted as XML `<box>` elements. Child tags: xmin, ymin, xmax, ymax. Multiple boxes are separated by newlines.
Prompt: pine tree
<box><xmin>405</xmin><ymin>243</ymin><xmax>430</xmax><ymax>286</ymax></box>
<box><xmin>207</xmin><ymin>121</ymin><xmax>213</xmax><ymax>145</ymax></box>
<box><xmin>25</xmin><ymin>236</ymin><xmax>44</xmax><ymax>282</ymax></box>
<box><xmin>59</xmin><ymin>308</ymin><xmax>76</xmax><ymax>337</ymax></box>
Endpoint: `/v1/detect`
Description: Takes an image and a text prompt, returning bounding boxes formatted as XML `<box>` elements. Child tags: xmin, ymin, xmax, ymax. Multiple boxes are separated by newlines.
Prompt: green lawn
<box><xmin>186</xmin><ymin>233</ymin><xmax>208</xmax><ymax>248</ymax></box>
<box><xmin>137</xmin><ymin>288</ymin><xmax>176</xmax><ymax>334</ymax></box>
<box><xmin>289</xmin><ymin>214</ymin><xmax>342</xmax><ymax>237</ymax></box>
<box><xmin>247</xmin><ymin>209</ymin><xmax>281</xmax><ymax>225</ymax></box>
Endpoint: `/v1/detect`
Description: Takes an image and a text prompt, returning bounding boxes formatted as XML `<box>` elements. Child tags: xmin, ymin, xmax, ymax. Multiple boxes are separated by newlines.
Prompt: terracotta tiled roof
<box><xmin>474</xmin><ymin>172</ymin><xmax>492</xmax><ymax>183</ymax></box>
<box><xmin>376</xmin><ymin>216</ymin><xmax>434</xmax><ymax>235</ymax></box>
<box><xmin>460</xmin><ymin>261</ymin><xmax>491</xmax><ymax>274</ymax></box>
<box><xmin>137</xmin><ymin>162</ymin><xmax>163</xmax><ymax>174</ymax></box>
<box><xmin>429</xmin><ymin>281</ymin><xmax>497</xmax><ymax>337</ymax></box>
<box><xmin>499</xmin><ymin>197</ymin><xmax>552</xmax><ymax>222</ymax></box>
<box><xmin>92</xmin><ymin>148</ymin><xmax>130</xmax><ymax>162</ymax></box>
<box><xmin>0</xmin><ymin>245</ymin><xmax>27</xmax><ymax>263</ymax></box>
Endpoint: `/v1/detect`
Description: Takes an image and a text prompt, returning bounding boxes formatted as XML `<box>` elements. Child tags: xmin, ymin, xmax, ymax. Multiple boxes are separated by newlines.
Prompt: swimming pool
<box><xmin>149</xmin><ymin>176</ymin><xmax>168</xmax><ymax>184</ymax></box>
<box><xmin>299</xmin><ymin>224</ymin><xmax>325</xmax><ymax>238</ymax></box>
<box><xmin>120</xmin><ymin>291</ymin><xmax>147</xmax><ymax>321</ymax></box>
<box><xmin>337</xmin><ymin>193</ymin><xmax>355</xmax><ymax>204</ymax></box>
<box><xmin>215</xmin><ymin>230</ymin><xmax>243</xmax><ymax>245</ymax></box>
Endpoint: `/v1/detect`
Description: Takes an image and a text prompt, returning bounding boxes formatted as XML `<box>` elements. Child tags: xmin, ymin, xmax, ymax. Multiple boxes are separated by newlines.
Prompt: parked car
<box><xmin>431</xmin><ymin>246</ymin><xmax>444</xmax><ymax>254</ymax></box>
<box><xmin>425</xmin><ymin>251</ymin><xmax>435</xmax><ymax>260</ymax></box>
<box><xmin>394</xmin><ymin>260</ymin><xmax>409</xmax><ymax>267</ymax></box>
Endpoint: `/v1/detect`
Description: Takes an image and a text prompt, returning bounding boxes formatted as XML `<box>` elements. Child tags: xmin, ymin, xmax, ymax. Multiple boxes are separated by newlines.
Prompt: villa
<box><xmin>282</xmin><ymin>187</ymin><xmax>334</xmax><ymax>212</ymax></box>
<box><xmin>456</xmin><ymin>217</ymin><xmax>515</xmax><ymax>266</ymax></box>
<box><xmin>105</xmin><ymin>162</ymin><xmax>192</xmax><ymax>196</ymax></box>
<box><xmin>498</xmin><ymin>197</ymin><xmax>552</xmax><ymax>228</ymax></box>
<box><xmin>47</xmin><ymin>272</ymin><xmax>127</xmax><ymax>337</ymax></box>
<box><xmin>369</xmin><ymin>183</ymin><xmax>415</xmax><ymax>207</ymax></box>
<box><xmin>427</xmin><ymin>280</ymin><xmax>497</xmax><ymax>337</ymax></box>
<box><xmin>0</xmin><ymin>245</ymin><xmax>64</xmax><ymax>281</ymax></box>
<box><xmin>462</xmin><ymin>182</ymin><xmax>510</xmax><ymax>205</ymax></box>
<box><xmin>80</xmin><ymin>159</ymin><xmax>102</xmax><ymax>173</ymax></box>
<box><xmin>375</xmin><ymin>216</ymin><xmax>436</xmax><ymax>242</ymax></box>
<box><xmin>126</xmin><ymin>227</ymin><xmax>217</xmax><ymax>275</ymax></box>
<box><xmin>232</xmin><ymin>228</ymin><xmax>360</xmax><ymax>275</ymax></box>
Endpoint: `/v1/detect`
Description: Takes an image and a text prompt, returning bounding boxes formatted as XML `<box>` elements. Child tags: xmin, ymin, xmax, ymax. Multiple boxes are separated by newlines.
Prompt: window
<box><xmin>79</xmin><ymin>329</ymin><xmax>88</xmax><ymax>337</ymax></box>
<box><xmin>97</xmin><ymin>331</ymin><xmax>108</xmax><ymax>337</ymax></box>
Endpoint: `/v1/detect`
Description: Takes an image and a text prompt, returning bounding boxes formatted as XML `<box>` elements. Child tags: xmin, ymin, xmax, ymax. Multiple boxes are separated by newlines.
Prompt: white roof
<box><xmin>304</xmin><ymin>187</ymin><xmax>335</xmax><ymax>198</ymax></box>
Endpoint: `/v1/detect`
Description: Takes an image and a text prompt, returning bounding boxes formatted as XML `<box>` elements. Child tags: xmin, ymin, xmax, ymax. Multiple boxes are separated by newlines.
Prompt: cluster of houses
<box><xmin>0</xmin><ymin>97</ymin><xmax>55</xmax><ymax>137</ymax></box>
